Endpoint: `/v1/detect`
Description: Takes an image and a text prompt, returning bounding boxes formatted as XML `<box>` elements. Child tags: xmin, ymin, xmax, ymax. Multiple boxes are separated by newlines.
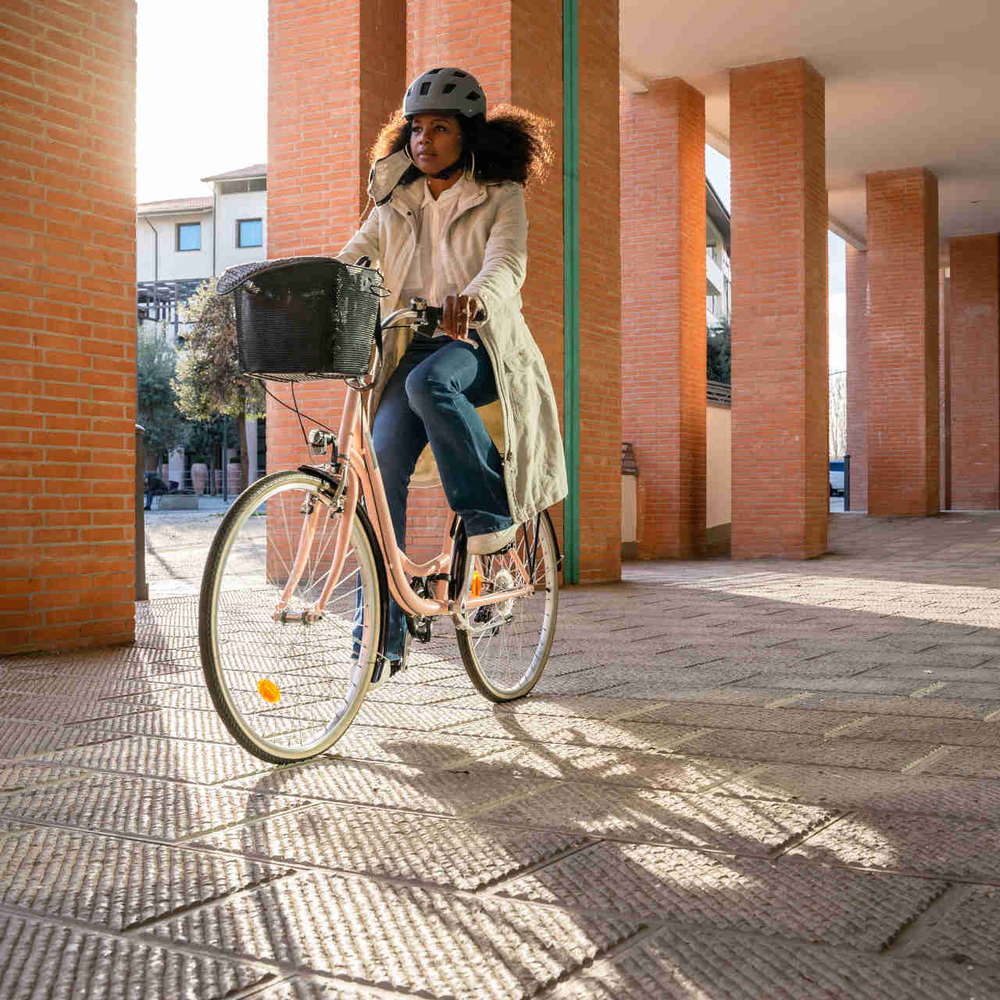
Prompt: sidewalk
<box><xmin>2</xmin><ymin>513</ymin><xmax>1000</xmax><ymax>997</ymax></box>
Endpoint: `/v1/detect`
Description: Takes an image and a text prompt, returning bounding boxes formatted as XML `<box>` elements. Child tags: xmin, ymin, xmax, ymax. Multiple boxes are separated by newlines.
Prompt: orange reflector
<box><xmin>257</xmin><ymin>678</ymin><xmax>280</xmax><ymax>703</ymax></box>
<box><xmin>470</xmin><ymin>570</ymin><xmax>483</xmax><ymax>597</ymax></box>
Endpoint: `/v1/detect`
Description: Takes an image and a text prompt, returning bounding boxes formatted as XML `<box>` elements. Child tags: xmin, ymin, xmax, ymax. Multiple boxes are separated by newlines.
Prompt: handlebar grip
<box><xmin>416</xmin><ymin>304</ymin><xmax>486</xmax><ymax>338</ymax></box>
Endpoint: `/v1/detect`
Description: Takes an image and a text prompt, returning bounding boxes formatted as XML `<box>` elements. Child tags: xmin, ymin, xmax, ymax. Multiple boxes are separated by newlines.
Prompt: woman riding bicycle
<box><xmin>337</xmin><ymin>68</ymin><xmax>568</xmax><ymax>671</ymax></box>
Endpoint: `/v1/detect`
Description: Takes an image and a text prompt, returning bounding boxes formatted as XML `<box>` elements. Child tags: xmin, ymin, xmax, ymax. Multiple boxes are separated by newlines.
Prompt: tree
<box><xmin>136</xmin><ymin>325</ymin><xmax>188</xmax><ymax>466</ymax></box>
<box><xmin>707</xmin><ymin>317</ymin><xmax>731</xmax><ymax>384</ymax></box>
<box><xmin>174</xmin><ymin>278</ymin><xmax>265</xmax><ymax>490</ymax></box>
<box><xmin>829</xmin><ymin>370</ymin><xmax>847</xmax><ymax>459</ymax></box>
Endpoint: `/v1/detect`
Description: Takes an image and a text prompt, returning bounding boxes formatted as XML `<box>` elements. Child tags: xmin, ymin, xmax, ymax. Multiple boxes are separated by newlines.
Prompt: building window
<box><xmin>237</xmin><ymin>218</ymin><xmax>263</xmax><ymax>248</ymax></box>
<box><xmin>177</xmin><ymin>222</ymin><xmax>201</xmax><ymax>251</ymax></box>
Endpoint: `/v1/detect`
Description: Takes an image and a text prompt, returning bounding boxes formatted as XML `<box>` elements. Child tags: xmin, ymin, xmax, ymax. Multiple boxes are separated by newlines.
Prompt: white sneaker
<box><xmin>467</xmin><ymin>524</ymin><xmax>517</xmax><ymax>556</ymax></box>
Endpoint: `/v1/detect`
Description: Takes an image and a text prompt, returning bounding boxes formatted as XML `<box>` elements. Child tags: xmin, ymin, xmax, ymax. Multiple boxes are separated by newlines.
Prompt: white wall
<box><xmin>706</xmin><ymin>402</ymin><xmax>732</xmax><ymax>529</ymax></box>
<box><xmin>214</xmin><ymin>189</ymin><xmax>267</xmax><ymax>274</ymax></box>
<box><xmin>137</xmin><ymin>212</ymin><xmax>214</xmax><ymax>282</ymax></box>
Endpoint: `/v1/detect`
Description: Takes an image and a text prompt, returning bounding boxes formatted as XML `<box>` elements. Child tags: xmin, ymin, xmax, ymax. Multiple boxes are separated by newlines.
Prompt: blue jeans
<box><xmin>361</xmin><ymin>333</ymin><xmax>512</xmax><ymax>659</ymax></box>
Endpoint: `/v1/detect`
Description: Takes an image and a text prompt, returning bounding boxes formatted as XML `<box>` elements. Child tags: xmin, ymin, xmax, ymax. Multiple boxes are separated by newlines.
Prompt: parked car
<box><xmin>829</xmin><ymin>460</ymin><xmax>845</xmax><ymax>497</ymax></box>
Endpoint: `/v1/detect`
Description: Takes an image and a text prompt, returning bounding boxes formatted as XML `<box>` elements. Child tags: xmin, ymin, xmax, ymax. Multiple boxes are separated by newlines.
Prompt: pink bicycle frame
<box><xmin>296</xmin><ymin>385</ymin><xmax>534</xmax><ymax>622</ymax></box>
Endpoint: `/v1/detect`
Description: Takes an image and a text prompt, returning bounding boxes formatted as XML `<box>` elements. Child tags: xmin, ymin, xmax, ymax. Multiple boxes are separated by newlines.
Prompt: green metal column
<box><xmin>562</xmin><ymin>0</ymin><xmax>580</xmax><ymax>583</ymax></box>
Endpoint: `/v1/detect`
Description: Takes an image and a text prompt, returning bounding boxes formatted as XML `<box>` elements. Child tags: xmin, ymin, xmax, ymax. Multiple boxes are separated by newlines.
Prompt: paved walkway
<box><xmin>3</xmin><ymin>513</ymin><xmax>1000</xmax><ymax>997</ymax></box>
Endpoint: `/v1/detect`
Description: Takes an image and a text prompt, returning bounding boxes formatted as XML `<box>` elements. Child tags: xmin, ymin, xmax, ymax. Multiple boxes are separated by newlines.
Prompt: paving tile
<box><xmin>195</xmin><ymin>800</ymin><xmax>589</xmax><ymax>890</ymax></box>
<box><xmin>476</xmin><ymin>782</ymin><xmax>832</xmax><ymax>855</ymax></box>
<box><xmin>35</xmin><ymin>735</ymin><xmax>271</xmax><ymax>784</ymax></box>
<box><xmin>788</xmin><ymin>811</ymin><xmax>1000</xmax><ymax>880</ymax></box>
<box><xmin>448</xmin><ymin>715</ymin><xmax>699</xmax><ymax>752</ymax></box>
<box><xmin>147</xmin><ymin>870</ymin><xmax>641</xmax><ymax>998</ymax></box>
<box><xmin>0</xmin><ymin>721</ymin><xmax>119</xmax><ymax>760</ymax></box>
<box><xmin>552</xmin><ymin>925</ymin><xmax>1000</xmax><ymax>1000</ymax></box>
<box><xmin>794</xmin><ymin>690</ymin><xmax>1000</xmax><ymax>720</ymax></box>
<box><xmin>499</xmin><ymin>841</ymin><xmax>946</xmax><ymax>949</ymax></box>
<box><xmin>0</xmin><ymin>912</ymin><xmax>270</xmax><ymax>1000</ymax></box>
<box><xmin>441</xmin><ymin>693</ymin><xmax>655</xmax><ymax>720</ymax></box>
<box><xmin>227</xmin><ymin>755</ymin><xmax>551</xmax><ymax>818</ymax></box>
<box><xmin>0</xmin><ymin>673</ymin><xmax>176</xmax><ymax>699</ymax></box>
<box><xmin>0</xmin><ymin>772</ymin><xmax>304</xmax><ymax>841</ymax></box>
<box><xmin>714</xmin><ymin>764</ymin><xmax>1000</xmax><ymax>820</ymax></box>
<box><xmin>0</xmin><ymin>827</ymin><xmax>292</xmax><ymax>929</ymax></box>
<box><xmin>304</xmin><ymin>701</ymin><xmax>486</xmax><ymax>732</ymax></box>
<box><xmin>464</xmin><ymin>742</ymin><xmax>757</xmax><ymax>791</ymax></box>
<box><xmin>734</xmin><ymin>675</ymin><xmax>932</xmax><ymax>696</ymax></box>
<box><xmin>906</xmin><ymin>885</ymin><xmax>1000</xmax><ymax>966</ymax></box>
<box><xmin>324</xmin><ymin>724</ymin><xmax>512</xmax><ymax>769</ymax></box>
<box><xmin>922</xmin><ymin>746</ymin><xmax>1000</xmax><ymax>779</ymax></box>
<box><xmin>0</xmin><ymin>762</ymin><xmax>92</xmax><ymax>795</ymax></box>
<box><xmin>0</xmin><ymin>693</ymin><xmax>98</xmax><ymax>724</ymax></box>
<box><xmin>77</xmin><ymin>707</ymin><xmax>310</xmax><ymax>745</ymax></box>
<box><xmin>251</xmin><ymin>980</ymin><xmax>381</xmax><ymax>1000</ymax></box>
<box><xmin>846</xmin><ymin>715</ymin><xmax>1000</xmax><ymax>747</ymax></box>
<box><xmin>676</xmin><ymin>730</ymin><xmax>933</xmax><ymax>770</ymax></box>
<box><xmin>620</xmin><ymin>702</ymin><xmax>867</xmax><ymax>736</ymax></box>
<box><xmin>599</xmin><ymin>665</ymin><xmax>762</xmax><ymax>699</ymax></box>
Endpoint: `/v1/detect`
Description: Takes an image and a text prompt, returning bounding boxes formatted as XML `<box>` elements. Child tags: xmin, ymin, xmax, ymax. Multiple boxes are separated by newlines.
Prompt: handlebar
<box><xmin>381</xmin><ymin>298</ymin><xmax>486</xmax><ymax>340</ymax></box>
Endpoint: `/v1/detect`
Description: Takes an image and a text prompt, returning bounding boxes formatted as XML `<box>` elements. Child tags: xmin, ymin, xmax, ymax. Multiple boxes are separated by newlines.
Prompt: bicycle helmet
<box><xmin>403</xmin><ymin>67</ymin><xmax>487</xmax><ymax>119</ymax></box>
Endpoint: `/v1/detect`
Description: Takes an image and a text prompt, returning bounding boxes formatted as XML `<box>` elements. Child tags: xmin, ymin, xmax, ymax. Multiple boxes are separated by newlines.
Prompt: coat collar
<box><xmin>368</xmin><ymin>149</ymin><xmax>488</xmax><ymax>216</ymax></box>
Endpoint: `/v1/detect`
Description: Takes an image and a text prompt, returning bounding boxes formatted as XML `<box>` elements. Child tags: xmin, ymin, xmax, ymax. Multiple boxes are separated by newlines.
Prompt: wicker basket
<box><xmin>219</xmin><ymin>257</ymin><xmax>383</xmax><ymax>382</ymax></box>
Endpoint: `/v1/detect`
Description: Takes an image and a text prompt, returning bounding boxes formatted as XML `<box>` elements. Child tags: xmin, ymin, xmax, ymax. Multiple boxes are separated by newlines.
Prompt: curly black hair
<box><xmin>370</xmin><ymin>104</ymin><xmax>553</xmax><ymax>188</ymax></box>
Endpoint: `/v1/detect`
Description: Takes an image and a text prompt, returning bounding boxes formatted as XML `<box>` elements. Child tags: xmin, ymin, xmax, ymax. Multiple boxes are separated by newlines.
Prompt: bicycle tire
<box><xmin>454</xmin><ymin>511</ymin><xmax>559</xmax><ymax>702</ymax></box>
<box><xmin>199</xmin><ymin>469</ymin><xmax>386</xmax><ymax>764</ymax></box>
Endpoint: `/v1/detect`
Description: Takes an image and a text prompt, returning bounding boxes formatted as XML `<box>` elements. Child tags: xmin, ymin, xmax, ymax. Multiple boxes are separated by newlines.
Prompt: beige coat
<box><xmin>337</xmin><ymin>149</ymin><xmax>567</xmax><ymax>525</ymax></box>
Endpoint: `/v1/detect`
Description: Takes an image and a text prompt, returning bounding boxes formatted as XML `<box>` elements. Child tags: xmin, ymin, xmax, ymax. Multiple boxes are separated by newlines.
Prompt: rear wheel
<box><xmin>199</xmin><ymin>470</ymin><xmax>384</xmax><ymax>763</ymax></box>
<box><xmin>455</xmin><ymin>512</ymin><xmax>559</xmax><ymax>701</ymax></box>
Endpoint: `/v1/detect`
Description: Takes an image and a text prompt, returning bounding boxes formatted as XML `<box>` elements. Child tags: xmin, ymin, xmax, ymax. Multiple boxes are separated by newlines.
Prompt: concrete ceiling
<box><xmin>620</xmin><ymin>0</ymin><xmax>1000</xmax><ymax>249</ymax></box>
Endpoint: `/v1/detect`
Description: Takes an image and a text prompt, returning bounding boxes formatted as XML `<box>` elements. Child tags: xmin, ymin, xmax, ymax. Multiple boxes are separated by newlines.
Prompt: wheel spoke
<box><xmin>200</xmin><ymin>472</ymin><xmax>381</xmax><ymax>763</ymax></box>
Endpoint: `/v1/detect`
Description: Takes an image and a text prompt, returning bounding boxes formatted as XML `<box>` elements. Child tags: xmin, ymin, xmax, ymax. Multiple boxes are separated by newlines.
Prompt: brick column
<box><xmin>949</xmin><ymin>234</ymin><xmax>1000</xmax><ymax>509</ymax></box>
<box><xmin>866</xmin><ymin>168</ymin><xmax>939</xmax><ymax>516</ymax></box>
<box><xmin>730</xmin><ymin>59</ymin><xmax>828</xmax><ymax>558</ymax></box>
<box><xmin>940</xmin><ymin>267</ymin><xmax>951</xmax><ymax>509</ymax></box>
<box><xmin>621</xmin><ymin>79</ymin><xmax>706</xmax><ymax>558</ymax></box>
<box><xmin>266</xmin><ymin>0</ymin><xmax>406</xmax><ymax>471</ymax></box>
<box><xmin>846</xmin><ymin>246</ymin><xmax>869</xmax><ymax>510</ymax></box>
<box><xmin>0</xmin><ymin>1</ymin><xmax>136</xmax><ymax>654</ymax></box>
<box><xmin>406</xmin><ymin>0</ymin><xmax>620</xmax><ymax>581</ymax></box>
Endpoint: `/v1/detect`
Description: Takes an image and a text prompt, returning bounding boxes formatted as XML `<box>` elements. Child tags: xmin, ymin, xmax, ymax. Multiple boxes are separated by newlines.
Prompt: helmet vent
<box><xmin>419</xmin><ymin>82</ymin><xmax>432</xmax><ymax>96</ymax></box>
<box><xmin>453</xmin><ymin>70</ymin><xmax>467</xmax><ymax>77</ymax></box>
<box><xmin>442</xmin><ymin>83</ymin><xmax>456</xmax><ymax>94</ymax></box>
<box><xmin>466</xmin><ymin>90</ymin><xmax>481</xmax><ymax>102</ymax></box>
<box><xmin>429</xmin><ymin>68</ymin><xmax>443</xmax><ymax>74</ymax></box>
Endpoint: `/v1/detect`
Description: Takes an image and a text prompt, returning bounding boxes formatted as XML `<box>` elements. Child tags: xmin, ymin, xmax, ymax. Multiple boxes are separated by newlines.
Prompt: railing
<box><xmin>707</xmin><ymin>380</ymin><xmax>731</xmax><ymax>407</ymax></box>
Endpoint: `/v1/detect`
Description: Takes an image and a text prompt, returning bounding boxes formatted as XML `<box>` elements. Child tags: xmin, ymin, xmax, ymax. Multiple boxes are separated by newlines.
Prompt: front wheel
<box><xmin>199</xmin><ymin>470</ymin><xmax>385</xmax><ymax>764</ymax></box>
<box><xmin>455</xmin><ymin>512</ymin><xmax>559</xmax><ymax>701</ymax></box>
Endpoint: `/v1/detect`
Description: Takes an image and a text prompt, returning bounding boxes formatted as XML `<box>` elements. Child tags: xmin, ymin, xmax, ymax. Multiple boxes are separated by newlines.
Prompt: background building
<box><xmin>136</xmin><ymin>165</ymin><xmax>267</xmax><ymax>488</ymax></box>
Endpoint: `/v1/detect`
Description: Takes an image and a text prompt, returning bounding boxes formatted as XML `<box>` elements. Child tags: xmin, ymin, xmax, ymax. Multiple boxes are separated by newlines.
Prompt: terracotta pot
<box><xmin>227</xmin><ymin>462</ymin><xmax>242</xmax><ymax>495</ymax></box>
<box><xmin>190</xmin><ymin>463</ymin><xmax>208</xmax><ymax>496</ymax></box>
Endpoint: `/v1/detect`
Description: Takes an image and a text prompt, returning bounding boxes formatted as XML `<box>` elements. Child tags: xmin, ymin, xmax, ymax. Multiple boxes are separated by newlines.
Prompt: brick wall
<box><xmin>949</xmin><ymin>234</ymin><xmax>1000</xmax><ymax>509</ymax></box>
<box><xmin>866</xmin><ymin>168</ymin><xmax>939</xmax><ymax>516</ymax></box>
<box><xmin>621</xmin><ymin>79</ymin><xmax>705</xmax><ymax>558</ymax></box>
<box><xmin>266</xmin><ymin>0</ymin><xmax>405</xmax><ymax>490</ymax></box>
<box><xmin>0</xmin><ymin>0</ymin><xmax>137</xmax><ymax>654</ymax></box>
<box><xmin>730</xmin><ymin>59</ymin><xmax>828</xmax><ymax>558</ymax></box>
<box><xmin>574</xmin><ymin>0</ymin><xmax>621</xmax><ymax>581</ymax></box>
<box><xmin>846</xmin><ymin>245</ymin><xmax>868</xmax><ymax>509</ymax></box>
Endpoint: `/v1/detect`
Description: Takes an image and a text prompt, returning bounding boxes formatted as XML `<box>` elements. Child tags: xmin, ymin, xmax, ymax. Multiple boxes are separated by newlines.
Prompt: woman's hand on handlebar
<box><xmin>441</xmin><ymin>294</ymin><xmax>483</xmax><ymax>343</ymax></box>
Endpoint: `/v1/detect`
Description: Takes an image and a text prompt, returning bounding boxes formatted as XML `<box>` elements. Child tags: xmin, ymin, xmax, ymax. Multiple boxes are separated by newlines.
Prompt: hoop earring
<box><xmin>403</xmin><ymin>144</ymin><xmax>414</xmax><ymax>162</ymax></box>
